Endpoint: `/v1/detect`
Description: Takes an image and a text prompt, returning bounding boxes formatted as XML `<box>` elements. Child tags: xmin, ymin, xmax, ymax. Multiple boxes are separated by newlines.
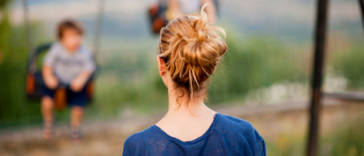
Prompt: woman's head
<box><xmin>158</xmin><ymin>4</ymin><xmax>227</xmax><ymax>102</ymax></box>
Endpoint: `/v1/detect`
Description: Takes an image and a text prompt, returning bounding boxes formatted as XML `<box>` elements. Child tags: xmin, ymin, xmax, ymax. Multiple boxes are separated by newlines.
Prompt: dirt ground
<box><xmin>1</xmin><ymin>98</ymin><xmax>363</xmax><ymax>156</ymax></box>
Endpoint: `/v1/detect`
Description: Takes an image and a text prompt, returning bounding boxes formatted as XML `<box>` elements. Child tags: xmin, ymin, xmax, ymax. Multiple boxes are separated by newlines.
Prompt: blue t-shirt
<box><xmin>123</xmin><ymin>113</ymin><xmax>266</xmax><ymax>156</ymax></box>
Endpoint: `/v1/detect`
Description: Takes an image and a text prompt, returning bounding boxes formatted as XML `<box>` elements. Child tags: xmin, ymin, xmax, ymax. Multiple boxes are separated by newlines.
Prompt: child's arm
<box><xmin>70</xmin><ymin>71</ymin><xmax>91</xmax><ymax>92</ymax></box>
<box><xmin>43</xmin><ymin>44</ymin><xmax>59</xmax><ymax>89</ymax></box>
<box><xmin>43</xmin><ymin>65</ymin><xmax>59</xmax><ymax>89</ymax></box>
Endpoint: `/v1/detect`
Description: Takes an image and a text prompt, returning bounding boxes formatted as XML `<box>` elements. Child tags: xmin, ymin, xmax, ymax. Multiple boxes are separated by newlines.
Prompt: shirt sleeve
<box><xmin>254</xmin><ymin>129</ymin><xmax>267</xmax><ymax>156</ymax></box>
<box><xmin>81</xmin><ymin>46</ymin><xmax>96</xmax><ymax>73</ymax></box>
<box><xmin>237</xmin><ymin>119</ymin><xmax>266</xmax><ymax>156</ymax></box>
<box><xmin>43</xmin><ymin>44</ymin><xmax>58</xmax><ymax>67</ymax></box>
<box><xmin>84</xmin><ymin>55</ymin><xmax>96</xmax><ymax>73</ymax></box>
<box><xmin>123</xmin><ymin>135</ymin><xmax>140</xmax><ymax>156</ymax></box>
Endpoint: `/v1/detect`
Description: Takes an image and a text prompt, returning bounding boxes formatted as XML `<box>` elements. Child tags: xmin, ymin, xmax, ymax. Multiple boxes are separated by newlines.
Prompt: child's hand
<box><xmin>43</xmin><ymin>66</ymin><xmax>59</xmax><ymax>89</ymax></box>
<box><xmin>71</xmin><ymin>77</ymin><xmax>85</xmax><ymax>92</ymax></box>
<box><xmin>45</xmin><ymin>76</ymin><xmax>58</xmax><ymax>89</ymax></box>
<box><xmin>70</xmin><ymin>71</ymin><xmax>91</xmax><ymax>92</ymax></box>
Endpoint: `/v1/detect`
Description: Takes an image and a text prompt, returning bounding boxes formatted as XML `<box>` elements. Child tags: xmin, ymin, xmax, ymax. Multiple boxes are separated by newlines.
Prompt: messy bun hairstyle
<box><xmin>158</xmin><ymin>4</ymin><xmax>227</xmax><ymax>102</ymax></box>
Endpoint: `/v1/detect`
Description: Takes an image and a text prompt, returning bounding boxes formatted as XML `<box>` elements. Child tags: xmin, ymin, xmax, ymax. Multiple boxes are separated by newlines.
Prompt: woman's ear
<box><xmin>157</xmin><ymin>57</ymin><xmax>167</xmax><ymax>76</ymax></box>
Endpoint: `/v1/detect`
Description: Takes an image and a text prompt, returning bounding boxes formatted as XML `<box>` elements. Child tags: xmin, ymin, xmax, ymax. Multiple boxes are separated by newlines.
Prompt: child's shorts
<box><xmin>41</xmin><ymin>85</ymin><xmax>88</xmax><ymax>107</ymax></box>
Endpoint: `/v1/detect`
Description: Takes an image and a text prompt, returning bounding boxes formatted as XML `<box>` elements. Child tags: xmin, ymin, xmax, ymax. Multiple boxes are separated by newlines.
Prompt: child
<box><xmin>41</xmin><ymin>19</ymin><xmax>95</xmax><ymax>140</ymax></box>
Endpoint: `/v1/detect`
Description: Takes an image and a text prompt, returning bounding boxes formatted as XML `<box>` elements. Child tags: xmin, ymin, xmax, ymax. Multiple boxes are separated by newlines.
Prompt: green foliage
<box><xmin>208</xmin><ymin>37</ymin><xmax>308</xmax><ymax>103</ymax></box>
<box><xmin>266</xmin><ymin>135</ymin><xmax>305</xmax><ymax>156</ymax></box>
<box><xmin>93</xmin><ymin>53</ymin><xmax>169</xmax><ymax>115</ymax></box>
<box><xmin>0</xmin><ymin>11</ymin><xmax>50</xmax><ymax>128</ymax></box>
<box><xmin>321</xmin><ymin>118</ymin><xmax>364</xmax><ymax>156</ymax></box>
<box><xmin>0</xmin><ymin>0</ymin><xmax>12</xmax><ymax>9</ymax></box>
<box><xmin>0</xmin><ymin>11</ymin><xmax>29</xmax><ymax>125</ymax></box>
<box><xmin>265</xmin><ymin>117</ymin><xmax>364</xmax><ymax>156</ymax></box>
<box><xmin>331</xmin><ymin>44</ymin><xmax>364</xmax><ymax>89</ymax></box>
<box><xmin>93</xmin><ymin>35</ymin><xmax>309</xmax><ymax>116</ymax></box>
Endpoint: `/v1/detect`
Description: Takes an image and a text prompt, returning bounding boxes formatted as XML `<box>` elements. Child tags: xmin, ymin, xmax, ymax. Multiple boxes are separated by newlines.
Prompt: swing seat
<box><xmin>148</xmin><ymin>3</ymin><xmax>168</xmax><ymax>34</ymax></box>
<box><xmin>26</xmin><ymin>43</ymin><xmax>96</xmax><ymax>110</ymax></box>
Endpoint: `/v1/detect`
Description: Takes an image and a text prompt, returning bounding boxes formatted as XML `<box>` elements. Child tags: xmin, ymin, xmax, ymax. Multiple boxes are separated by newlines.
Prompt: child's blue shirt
<box><xmin>123</xmin><ymin>113</ymin><xmax>266</xmax><ymax>156</ymax></box>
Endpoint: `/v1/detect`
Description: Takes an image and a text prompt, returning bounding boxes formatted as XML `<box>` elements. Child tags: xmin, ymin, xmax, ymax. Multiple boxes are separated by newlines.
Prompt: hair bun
<box><xmin>158</xmin><ymin>4</ymin><xmax>227</xmax><ymax>100</ymax></box>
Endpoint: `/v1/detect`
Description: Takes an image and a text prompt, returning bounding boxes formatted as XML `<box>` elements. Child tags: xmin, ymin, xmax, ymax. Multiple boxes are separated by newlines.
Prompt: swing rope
<box><xmin>22</xmin><ymin>0</ymin><xmax>36</xmax><ymax>73</ymax></box>
<box><xmin>93</xmin><ymin>0</ymin><xmax>106</xmax><ymax>58</ymax></box>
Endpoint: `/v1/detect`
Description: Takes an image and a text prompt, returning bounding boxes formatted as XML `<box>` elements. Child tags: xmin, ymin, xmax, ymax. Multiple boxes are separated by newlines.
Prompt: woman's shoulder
<box><xmin>217</xmin><ymin>113</ymin><xmax>255</xmax><ymax>130</ymax></box>
<box><xmin>123</xmin><ymin>127</ymin><xmax>153</xmax><ymax>155</ymax></box>
<box><xmin>124</xmin><ymin>126</ymin><xmax>153</xmax><ymax>145</ymax></box>
<box><xmin>124</xmin><ymin>125</ymin><xmax>167</xmax><ymax>147</ymax></box>
<box><xmin>123</xmin><ymin>126</ymin><xmax>170</xmax><ymax>155</ymax></box>
<box><xmin>216</xmin><ymin>113</ymin><xmax>264</xmax><ymax>142</ymax></box>
<box><xmin>216</xmin><ymin>113</ymin><xmax>266</xmax><ymax>155</ymax></box>
<box><xmin>124</xmin><ymin>131</ymin><xmax>144</xmax><ymax>145</ymax></box>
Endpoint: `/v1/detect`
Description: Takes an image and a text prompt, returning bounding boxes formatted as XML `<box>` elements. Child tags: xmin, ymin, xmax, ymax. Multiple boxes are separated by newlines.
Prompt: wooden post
<box><xmin>306</xmin><ymin>0</ymin><xmax>329</xmax><ymax>155</ymax></box>
<box><xmin>358</xmin><ymin>0</ymin><xmax>364</xmax><ymax>33</ymax></box>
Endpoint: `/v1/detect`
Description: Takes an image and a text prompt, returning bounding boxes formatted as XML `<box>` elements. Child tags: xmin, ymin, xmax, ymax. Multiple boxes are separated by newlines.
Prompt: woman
<box><xmin>123</xmin><ymin>5</ymin><xmax>266</xmax><ymax>156</ymax></box>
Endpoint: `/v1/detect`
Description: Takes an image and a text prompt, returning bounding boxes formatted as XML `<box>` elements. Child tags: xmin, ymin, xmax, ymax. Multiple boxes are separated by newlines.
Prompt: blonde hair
<box><xmin>158</xmin><ymin>4</ymin><xmax>227</xmax><ymax>105</ymax></box>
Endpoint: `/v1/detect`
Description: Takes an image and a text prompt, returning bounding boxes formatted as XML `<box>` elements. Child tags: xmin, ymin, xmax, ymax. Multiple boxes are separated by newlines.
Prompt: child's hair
<box><xmin>158</xmin><ymin>4</ymin><xmax>227</xmax><ymax>102</ymax></box>
<box><xmin>57</xmin><ymin>19</ymin><xmax>84</xmax><ymax>39</ymax></box>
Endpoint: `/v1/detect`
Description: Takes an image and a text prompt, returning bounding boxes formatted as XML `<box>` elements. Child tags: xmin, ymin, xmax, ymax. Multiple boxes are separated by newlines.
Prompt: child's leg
<box><xmin>70</xmin><ymin>106</ymin><xmax>84</xmax><ymax>140</ymax></box>
<box><xmin>68</xmin><ymin>84</ymin><xmax>88</xmax><ymax>140</ymax></box>
<box><xmin>41</xmin><ymin>96</ymin><xmax>54</xmax><ymax>139</ymax></box>
<box><xmin>70</xmin><ymin>106</ymin><xmax>84</xmax><ymax>128</ymax></box>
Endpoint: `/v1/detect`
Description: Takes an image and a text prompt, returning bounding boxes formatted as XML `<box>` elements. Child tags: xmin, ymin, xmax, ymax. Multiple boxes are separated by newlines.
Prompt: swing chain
<box><xmin>93</xmin><ymin>0</ymin><xmax>106</xmax><ymax>58</ymax></box>
<box><xmin>22</xmin><ymin>0</ymin><xmax>36</xmax><ymax>73</ymax></box>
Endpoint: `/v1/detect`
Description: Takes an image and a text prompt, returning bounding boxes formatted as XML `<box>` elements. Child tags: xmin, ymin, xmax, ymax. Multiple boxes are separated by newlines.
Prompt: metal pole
<box><xmin>358</xmin><ymin>0</ymin><xmax>364</xmax><ymax>33</ymax></box>
<box><xmin>93</xmin><ymin>0</ymin><xmax>105</xmax><ymax>57</ymax></box>
<box><xmin>306</xmin><ymin>0</ymin><xmax>329</xmax><ymax>155</ymax></box>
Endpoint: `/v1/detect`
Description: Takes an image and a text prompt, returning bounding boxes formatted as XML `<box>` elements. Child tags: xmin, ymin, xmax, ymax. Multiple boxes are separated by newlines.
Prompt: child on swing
<box><xmin>41</xmin><ymin>19</ymin><xmax>95</xmax><ymax>140</ymax></box>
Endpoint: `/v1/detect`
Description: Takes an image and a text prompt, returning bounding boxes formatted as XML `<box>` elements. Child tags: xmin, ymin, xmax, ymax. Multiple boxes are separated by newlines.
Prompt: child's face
<box><xmin>61</xmin><ymin>28</ymin><xmax>82</xmax><ymax>52</ymax></box>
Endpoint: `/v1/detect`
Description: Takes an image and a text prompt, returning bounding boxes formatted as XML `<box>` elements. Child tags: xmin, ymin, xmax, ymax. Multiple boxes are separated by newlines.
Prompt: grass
<box><xmin>265</xmin><ymin>116</ymin><xmax>364</xmax><ymax>156</ymax></box>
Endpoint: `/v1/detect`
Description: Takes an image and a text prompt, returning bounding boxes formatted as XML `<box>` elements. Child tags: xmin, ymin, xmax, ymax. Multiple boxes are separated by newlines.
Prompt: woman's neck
<box><xmin>168</xmin><ymin>89</ymin><xmax>204</xmax><ymax>114</ymax></box>
<box><xmin>161</xmin><ymin>87</ymin><xmax>216</xmax><ymax>121</ymax></box>
<box><xmin>155</xmin><ymin>87</ymin><xmax>216</xmax><ymax>141</ymax></box>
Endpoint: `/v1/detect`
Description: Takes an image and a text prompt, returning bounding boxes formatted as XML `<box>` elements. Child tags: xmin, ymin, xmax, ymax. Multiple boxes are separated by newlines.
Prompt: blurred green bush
<box><xmin>265</xmin><ymin>116</ymin><xmax>364</xmax><ymax>156</ymax></box>
<box><xmin>93</xmin><ymin>36</ymin><xmax>310</xmax><ymax>115</ymax></box>
<box><xmin>331</xmin><ymin>44</ymin><xmax>364</xmax><ymax>89</ymax></box>
<box><xmin>0</xmin><ymin>10</ymin><xmax>53</xmax><ymax>128</ymax></box>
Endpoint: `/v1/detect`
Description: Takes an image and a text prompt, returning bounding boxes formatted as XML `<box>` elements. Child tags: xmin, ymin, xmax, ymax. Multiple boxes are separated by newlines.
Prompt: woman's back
<box><xmin>123</xmin><ymin>113</ymin><xmax>266</xmax><ymax>156</ymax></box>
